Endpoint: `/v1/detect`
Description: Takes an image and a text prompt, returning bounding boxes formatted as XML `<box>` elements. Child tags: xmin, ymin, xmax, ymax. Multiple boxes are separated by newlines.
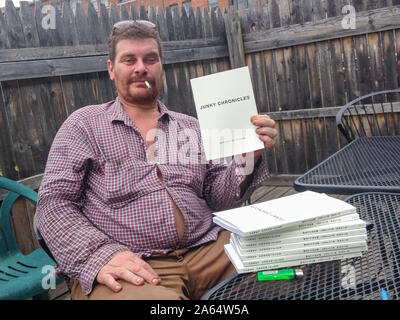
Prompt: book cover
<box><xmin>240</xmin><ymin>245</ymin><xmax>366</xmax><ymax>266</ymax></box>
<box><xmin>231</xmin><ymin>236</ymin><xmax>367</xmax><ymax>260</ymax></box>
<box><xmin>232</xmin><ymin>231</ymin><xmax>367</xmax><ymax>254</ymax></box>
<box><xmin>234</xmin><ymin>219</ymin><xmax>367</xmax><ymax>244</ymax></box>
<box><xmin>224</xmin><ymin>243</ymin><xmax>365</xmax><ymax>274</ymax></box>
<box><xmin>190</xmin><ymin>66</ymin><xmax>264</xmax><ymax>160</ymax></box>
<box><xmin>213</xmin><ymin>191</ymin><xmax>358</xmax><ymax>236</ymax></box>
<box><xmin>280</xmin><ymin>212</ymin><xmax>360</xmax><ymax>231</ymax></box>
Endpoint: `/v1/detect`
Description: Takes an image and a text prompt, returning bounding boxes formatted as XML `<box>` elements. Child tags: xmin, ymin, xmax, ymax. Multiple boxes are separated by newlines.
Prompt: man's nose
<box><xmin>134</xmin><ymin>59</ymin><xmax>147</xmax><ymax>74</ymax></box>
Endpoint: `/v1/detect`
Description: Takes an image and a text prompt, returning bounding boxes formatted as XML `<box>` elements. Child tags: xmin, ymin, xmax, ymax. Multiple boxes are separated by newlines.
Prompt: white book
<box><xmin>224</xmin><ymin>243</ymin><xmax>365</xmax><ymax>274</ymax></box>
<box><xmin>279</xmin><ymin>212</ymin><xmax>360</xmax><ymax>231</ymax></box>
<box><xmin>231</xmin><ymin>237</ymin><xmax>367</xmax><ymax>260</ymax></box>
<box><xmin>190</xmin><ymin>66</ymin><xmax>263</xmax><ymax>160</ymax></box>
<box><xmin>213</xmin><ymin>191</ymin><xmax>358</xmax><ymax>237</ymax></box>
<box><xmin>235</xmin><ymin>214</ymin><xmax>362</xmax><ymax>243</ymax></box>
<box><xmin>232</xmin><ymin>231</ymin><xmax>367</xmax><ymax>254</ymax></box>
<box><xmin>234</xmin><ymin>219</ymin><xmax>367</xmax><ymax>245</ymax></box>
<box><xmin>241</xmin><ymin>246</ymin><xmax>366</xmax><ymax>266</ymax></box>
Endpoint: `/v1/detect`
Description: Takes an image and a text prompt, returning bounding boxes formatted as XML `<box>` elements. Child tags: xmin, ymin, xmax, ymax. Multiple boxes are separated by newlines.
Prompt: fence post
<box><xmin>224</xmin><ymin>9</ymin><xmax>245</xmax><ymax>69</ymax></box>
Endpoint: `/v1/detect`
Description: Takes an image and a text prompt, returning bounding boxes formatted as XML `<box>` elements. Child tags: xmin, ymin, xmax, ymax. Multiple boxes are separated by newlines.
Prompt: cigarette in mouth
<box><xmin>145</xmin><ymin>81</ymin><xmax>151</xmax><ymax>89</ymax></box>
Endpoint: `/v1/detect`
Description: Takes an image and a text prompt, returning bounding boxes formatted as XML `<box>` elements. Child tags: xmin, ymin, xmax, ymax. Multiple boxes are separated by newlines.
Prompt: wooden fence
<box><xmin>237</xmin><ymin>0</ymin><xmax>400</xmax><ymax>174</ymax></box>
<box><xmin>2</xmin><ymin>0</ymin><xmax>400</xmax><ymax>180</ymax></box>
<box><xmin>1</xmin><ymin>0</ymin><xmax>400</xmax><ymax>253</ymax></box>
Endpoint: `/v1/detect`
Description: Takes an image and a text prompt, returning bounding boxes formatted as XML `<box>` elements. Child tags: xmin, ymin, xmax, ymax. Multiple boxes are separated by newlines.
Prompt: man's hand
<box><xmin>96</xmin><ymin>250</ymin><xmax>161</xmax><ymax>292</ymax></box>
<box><xmin>236</xmin><ymin>115</ymin><xmax>277</xmax><ymax>191</ymax></box>
<box><xmin>251</xmin><ymin>114</ymin><xmax>278</xmax><ymax>157</ymax></box>
<box><xmin>240</xmin><ymin>115</ymin><xmax>278</xmax><ymax>164</ymax></box>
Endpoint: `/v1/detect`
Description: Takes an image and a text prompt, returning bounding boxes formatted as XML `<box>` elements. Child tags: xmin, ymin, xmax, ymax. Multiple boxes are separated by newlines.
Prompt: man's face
<box><xmin>107</xmin><ymin>38</ymin><xmax>163</xmax><ymax>106</ymax></box>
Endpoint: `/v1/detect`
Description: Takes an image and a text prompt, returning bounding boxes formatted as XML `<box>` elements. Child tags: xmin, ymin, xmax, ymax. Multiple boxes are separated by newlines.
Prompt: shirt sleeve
<box><xmin>202</xmin><ymin>152</ymin><xmax>270</xmax><ymax>212</ymax></box>
<box><xmin>35</xmin><ymin>119</ymin><xmax>129</xmax><ymax>295</ymax></box>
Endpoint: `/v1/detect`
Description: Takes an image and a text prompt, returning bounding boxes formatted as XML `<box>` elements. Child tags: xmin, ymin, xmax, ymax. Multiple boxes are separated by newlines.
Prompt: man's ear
<box><xmin>107</xmin><ymin>59</ymin><xmax>115</xmax><ymax>81</ymax></box>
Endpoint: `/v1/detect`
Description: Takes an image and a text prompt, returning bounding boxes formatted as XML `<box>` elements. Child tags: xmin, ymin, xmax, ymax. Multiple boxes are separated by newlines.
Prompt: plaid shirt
<box><xmin>36</xmin><ymin>97</ymin><xmax>270</xmax><ymax>294</ymax></box>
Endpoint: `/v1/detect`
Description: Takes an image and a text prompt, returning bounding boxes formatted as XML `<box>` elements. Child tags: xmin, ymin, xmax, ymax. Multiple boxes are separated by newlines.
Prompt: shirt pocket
<box><xmin>103</xmin><ymin>158</ymin><xmax>152</xmax><ymax>208</ymax></box>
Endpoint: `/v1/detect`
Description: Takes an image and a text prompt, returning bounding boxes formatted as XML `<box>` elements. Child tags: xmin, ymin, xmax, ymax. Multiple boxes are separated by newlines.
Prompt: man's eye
<box><xmin>146</xmin><ymin>57</ymin><xmax>158</xmax><ymax>63</ymax></box>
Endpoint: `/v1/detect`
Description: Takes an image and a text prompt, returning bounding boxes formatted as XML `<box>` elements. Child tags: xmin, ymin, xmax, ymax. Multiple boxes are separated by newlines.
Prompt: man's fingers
<box><xmin>128</xmin><ymin>256</ymin><xmax>161</xmax><ymax>283</ymax></box>
<box><xmin>97</xmin><ymin>273</ymin><xmax>123</xmax><ymax>292</ymax></box>
<box><xmin>114</xmin><ymin>268</ymin><xmax>146</xmax><ymax>286</ymax></box>
<box><xmin>258</xmin><ymin>135</ymin><xmax>276</xmax><ymax>148</ymax></box>
<box><xmin>126</xmin><ymin>261</ymin><xmax>161</xmax><ymax>285</ymax></box>
<box><xmin>95</xmin><ymin>251</ymin><xmax>161</xmax><ymax>292</ymax></box>
<box><xmin>251</xmin><ymin>115</ymin><xmax>276</xmax><ymax>127</ymax></box>
<box><xmin>97</xmin><ymin>268</ymin><xmax>150</xmax><ymax>292</ymax></box>
<box><xmin>114</xmin><ymin>250</ymin><xmax>161</xmax><ymax>283</ymax></box>
<box><xmin>255</xmin><ymin>127</ymin><xmax>278</xmax><ymax>138</ymax></box>
<box><xmin>250</xmin><ymin>115</ymin><xmax>278</xmax><ymax>150</ymax></box>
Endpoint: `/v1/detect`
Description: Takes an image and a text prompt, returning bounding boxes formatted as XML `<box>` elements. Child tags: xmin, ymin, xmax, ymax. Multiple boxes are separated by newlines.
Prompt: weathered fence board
<box><xmin>0</xmin><ymin>56</ymin><xmax>110</xmax><ymax>81</ymax></box>
<box><xmin>244</xmin><ymin>6</ymin><xmax>400</xmax><ymax>50</ymax></box>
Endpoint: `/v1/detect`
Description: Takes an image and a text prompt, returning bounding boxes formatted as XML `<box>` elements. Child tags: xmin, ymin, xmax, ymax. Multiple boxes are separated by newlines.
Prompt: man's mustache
<box><xmin>130</xmin><ymin>78</ymin><xmax>151</xmax><ymax>83</ymax></box>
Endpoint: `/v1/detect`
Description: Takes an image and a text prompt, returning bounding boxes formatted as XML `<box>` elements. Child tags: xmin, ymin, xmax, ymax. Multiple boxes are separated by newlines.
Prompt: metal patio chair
<box><xmin>336</xmin><ymin>89</ymin><xmax>400</xmax><ymax>143</ymax></box>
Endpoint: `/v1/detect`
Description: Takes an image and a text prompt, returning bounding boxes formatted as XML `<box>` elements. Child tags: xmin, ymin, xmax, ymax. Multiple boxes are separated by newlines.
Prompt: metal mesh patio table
<box><xmin>294</xmin><ymin>136</ymin><xmax>400</xmax><ymax>194</ymax></box>
<box><xmin>201</xmin><ymin>192</ymin><xmax>400</xmax><ymax>300</ymax></box>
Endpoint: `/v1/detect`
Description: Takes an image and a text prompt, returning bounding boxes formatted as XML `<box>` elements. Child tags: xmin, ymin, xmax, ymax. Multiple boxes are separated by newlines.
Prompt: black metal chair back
<box><xmin>336</xmin><ymin>89</ymin><xmax>400</xmax><ymax>143</ymax></box>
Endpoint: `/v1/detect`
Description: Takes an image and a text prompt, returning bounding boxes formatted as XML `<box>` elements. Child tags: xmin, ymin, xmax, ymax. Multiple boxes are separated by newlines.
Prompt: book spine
<box><xmin>212</xmin><ymin>217</ymin><xmax>240</xmax><ymax>236</ymax></box>
<box><xmin>287</xmin><ymin>213</ymin><xmax>360</xmax><ymax>230</ymax></box>
<box><xmin>236</xmin><ymin>220</ymin><xmax>366</xmax><ymax>244</ymax></box>
<box><xmin>231</xmin><ymin>228</ymin><xmax>367</xmax><ymax>250</ymax></box>
<box><xmin>234</xmin><ymin>237</ymin><xmax>367</xmax><ymax>260</ymax></box>
<box><xmin>231</xmin><ymin>229</ymin><xmax>367</xmax><ymax>255</ymax></box>
<box><xmin>243</xmin><ymin>209</ymin><xmax>357</xmax><ymax>236</ymax></box>
<box><xmin>239</xmin><ymin>244</ymin><xmax>366</xmax><ymax>266</ymax></box>
<box><xmin>232</xmin><ymin>250</ymin><xmax>365</xmax><ymax>274</ymax></box>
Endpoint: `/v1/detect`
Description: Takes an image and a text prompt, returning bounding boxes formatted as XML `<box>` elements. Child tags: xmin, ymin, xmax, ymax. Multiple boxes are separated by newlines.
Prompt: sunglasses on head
<box><xmin>112</xmin><ymin>20</ymin><xmax>157</xmax><ymax>33</ymax></box>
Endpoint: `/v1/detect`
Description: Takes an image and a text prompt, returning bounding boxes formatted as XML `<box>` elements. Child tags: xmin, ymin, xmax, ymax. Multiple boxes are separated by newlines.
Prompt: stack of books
<box><xmin>213</xmin><ymin>191</ymin><xmax>368</xmax><ymax>273</ymax></box>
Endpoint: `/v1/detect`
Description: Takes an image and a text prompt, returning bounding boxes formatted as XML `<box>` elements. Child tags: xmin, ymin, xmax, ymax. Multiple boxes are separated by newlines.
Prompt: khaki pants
<box><xmin>71</xmin><ymin>230</ymin><xmax>235</xmax><ymax>300</ymax></box>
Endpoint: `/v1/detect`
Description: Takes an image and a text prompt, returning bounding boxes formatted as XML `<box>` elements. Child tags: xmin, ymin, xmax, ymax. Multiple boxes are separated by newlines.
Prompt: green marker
<box><xmin>257</xmin><ymin>268</ymin><xmax>304</xmax><ymax>281</ymax></box>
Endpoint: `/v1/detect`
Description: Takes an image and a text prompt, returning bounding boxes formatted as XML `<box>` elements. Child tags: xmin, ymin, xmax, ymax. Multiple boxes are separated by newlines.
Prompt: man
<box><xmin>35</xmin><ymin>20</ymin><xmax>278</xmax><ymax>300</ymax></box>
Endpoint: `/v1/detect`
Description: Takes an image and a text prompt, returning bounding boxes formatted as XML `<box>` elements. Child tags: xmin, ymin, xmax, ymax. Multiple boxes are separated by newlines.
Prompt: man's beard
<box><xmin>120</xmin><ymin>80</ymin><xmax>160</xmax><ymax>105</ymax></box>
<box><xmin>126</xmin><ymin>90</ymin><xmax>159</xmax><ymax>105</ymax></box>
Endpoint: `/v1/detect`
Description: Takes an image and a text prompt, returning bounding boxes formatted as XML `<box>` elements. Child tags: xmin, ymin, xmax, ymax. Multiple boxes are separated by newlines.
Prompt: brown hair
<box><xmin>107</xmin><ymin>22</ymin><xmax>162</xmax><ymax>64</ymax></box>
